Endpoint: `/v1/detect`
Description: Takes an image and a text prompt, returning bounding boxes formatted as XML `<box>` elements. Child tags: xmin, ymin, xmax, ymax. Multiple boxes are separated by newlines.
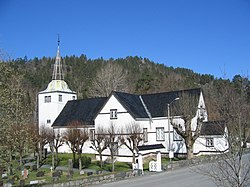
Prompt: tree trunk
<box><xmin>132</xmin><ymin>152</ymin><xmax>136</xmax><ymax>164</ymax></box>
<box><xmin>99</xmin><ymin>152</ymin><xmax>103</xmax><ymax>169</ymax></box>
<box><xmin>111</xmin><ymin>154</ymin><xmax>115</xmax><ymax>172</ymax></box>
<box><xmin>185</xmin><ymin>137</ymin><xmax>194</xmax><ymax>159</ymax></box>
<box><xmin>187</xmin><ymin>146</ymin><xmax>193</xmax><ymax>159</ymax></box>
<box><xmin>55</xmin><ymin>149</ymin><xmax>59</xmax><ymax>167</ymax></box>
<box><xmin>19</xmin><ymin>153</ymin><xmax>22</xmax><ymax>167</ymax></box>
<box><xmin>72</xmin><ymin>152</ymin><xmax>76</xmax><ymax>165</ymax></box>
<box><xmin>79</xmin><ymin>158</ymin><xmax>82</xmax><ymax>170</ymax></box>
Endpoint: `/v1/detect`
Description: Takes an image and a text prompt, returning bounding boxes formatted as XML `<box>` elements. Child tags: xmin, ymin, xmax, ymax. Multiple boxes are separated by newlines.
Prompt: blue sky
<box><xmin>0</xmin><ymin>0</ymin><xmax>249</xmax><ymax>79</ymax></box>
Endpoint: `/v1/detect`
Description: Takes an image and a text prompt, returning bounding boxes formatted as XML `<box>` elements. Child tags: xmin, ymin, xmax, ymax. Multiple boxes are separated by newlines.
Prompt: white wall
<box><xmin>38</xmin><ymin>91</ymin><xmax>77</xmax><ymax>130</ymax></box>
<box><xmin>52</xmin><ymin>91</ymin><xmax>228</xmax><ymax>162</ymax></box>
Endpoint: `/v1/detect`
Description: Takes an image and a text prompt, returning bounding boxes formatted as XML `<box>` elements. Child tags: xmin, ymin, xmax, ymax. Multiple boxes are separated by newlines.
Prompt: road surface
<box><xmin>92</xmin><ymin>166</ymin><xmax>216</xmax><ymax>187</ymax></box>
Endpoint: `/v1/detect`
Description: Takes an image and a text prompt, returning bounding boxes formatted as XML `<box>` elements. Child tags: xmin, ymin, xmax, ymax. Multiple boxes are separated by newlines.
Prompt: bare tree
<box><xmin>11</xmin><ymin>124</ymin><xmax>31</xmax><ymax>166</ymax></box>
<box><xmin>171</xmin><ymin>92</ymin><xmax>204</xmax><ymax>159</ymax></box>
<box><xmin>106</xmin><ymin>123</ymin><xmax>120</xmax><ymax>172</ymax></box>
<box><xmin>120</xmin><ymin>123</ymin><xmax>143</xmax><ymax>164</ymax></box>
<box><xmin>38</xmin><ymin>125</ymin><xmax>51</xmax><ymax>165</ymax></box>
<box><xmin>89</xmin><ymin>61</ymin><xmax>128</xmax><ymax>97</ymax></box>
<box><xmin>0</xmin><ymin>125</ymin><xmax>15</xmax><ymax>174</ymax></box>
<box><xmin>51</xmin><ymin>129</ymin><xmax>64</xmax><ymax>168</ymax></box>
<box><xmin>28</xmin><ymin>125</ymin><xmax>40</xmax><ymax>160</ymax></box>
<box><xmin>63</xmin><ymin>127</ymin><xmax>78</xmax><ymax>166</ymax></box>
<box><xmin>90</xmin><ymin>127</ymin><xmax>109</xmax><ymax>169</ymax></box>
<box><xmin>198</xmin><ymin>83</ymin><xmax>250</xmax><ymax>187</ymax></box>
<box><xmin>63</xmin><ymin>123</ymin><xmax>89</xmax><ymax>169</ymax></box>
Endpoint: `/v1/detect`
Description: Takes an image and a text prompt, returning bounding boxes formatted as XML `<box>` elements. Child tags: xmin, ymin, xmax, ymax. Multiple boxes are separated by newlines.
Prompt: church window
<box><xmin>59</xmin><ymin>94</ymin><xmax>62</xmax><ymax>102</ymax></box>
<box><xmin>47</xmin><ymin>119</ymin><xmax>51</xmax><ymax>124</ymax></box>
<box><xmin>156</xmin><ymin>127</ymin><xmax>165</xmax><ymax>141</ymax></box>
<box><xmin>90</xmin><ymin>129</ymin><xmax>95</xmax><ymax>141</ymax></box>
<box><xmin>110</xmin><ymin>109</ymin><xmax>117</xmax><ymax>119</ymax></box>
<box><xmin>111</xmin><ymin>142</ymin><xmax>119</xmax><ymax>156</ymax></box>
<box><xmin>143</xmin><ymin>128</ymin><xmax>148</xmax><ymax>142</ymax></box>
<box><xmin>45</xmin><ymin>96</ymin><xmax>51</xmax><ymax>103</ymax></box>
<box><xmin>206</xmin><ymin>138</ymin><xmax>214</xmax><ymax>147</ymax></box>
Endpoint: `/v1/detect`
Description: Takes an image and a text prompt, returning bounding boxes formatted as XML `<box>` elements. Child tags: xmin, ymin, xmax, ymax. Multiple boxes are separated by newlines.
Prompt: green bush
<box><xmin>74</xmin><ymin>155</ymin><xmax>92</xmax><ymax>169</ymax></box>
<box><xmin>81</xmin><ymin>155</ymin><xmax>91</xmax><ymax>168</ymax></box>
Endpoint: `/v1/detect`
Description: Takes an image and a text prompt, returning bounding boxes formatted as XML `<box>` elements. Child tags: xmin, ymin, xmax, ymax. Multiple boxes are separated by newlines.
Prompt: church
<box><xmin>38</xmin><ymin>42</ymin><xmax>229</xmax><ymax>162</ymax></box>
<box><xmin>38</xmin><ymin>40</ymin><xmax>77</xmax><ymax>129</ymax></box>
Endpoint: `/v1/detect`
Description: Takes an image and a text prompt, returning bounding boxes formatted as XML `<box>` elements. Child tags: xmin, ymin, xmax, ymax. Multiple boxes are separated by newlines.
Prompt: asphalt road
<box><xmin>92</xmin><ymin>166</ymin><xmax>216</xmax><ymax>187</ymax></box>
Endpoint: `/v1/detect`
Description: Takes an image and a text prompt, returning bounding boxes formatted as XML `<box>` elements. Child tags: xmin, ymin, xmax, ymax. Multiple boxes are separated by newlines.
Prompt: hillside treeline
<box><xmin>1</xmin><ymin>54</ymin><xmax>250</xmax><ymax>124</ymax></box>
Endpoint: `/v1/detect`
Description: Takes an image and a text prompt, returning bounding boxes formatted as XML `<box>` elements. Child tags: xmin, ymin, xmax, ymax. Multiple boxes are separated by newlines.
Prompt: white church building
<box><xmin>38</xmin><ymin>41</ymin><xmax>77</xmax><ymax>130</ymax></box>
<box><xmin>38</xmin><ymin>42</ymin><xmax>229</xmax><ymax>163</ymax></box>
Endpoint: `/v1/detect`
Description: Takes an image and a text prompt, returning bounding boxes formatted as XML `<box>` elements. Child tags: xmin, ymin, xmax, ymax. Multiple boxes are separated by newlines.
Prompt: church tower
<box><xmin>38</xmin><ymin>39</ymin><xmax>77</xmax><ymax>129</ymax></box>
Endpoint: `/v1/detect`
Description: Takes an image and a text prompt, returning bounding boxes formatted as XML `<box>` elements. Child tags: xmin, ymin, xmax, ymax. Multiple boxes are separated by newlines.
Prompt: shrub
<box><xmin>36</xmin><ymin>171</ymin><xmax>45</xmax><ymax>177</ymax></box>
<box><xmin>81</xmin><ymin>155</ymin><xmax>91</xmax><ymax>168</ymax></box>
<box><xmin>73</xmin><ymin>155</ymin><xmax>92</xmax><ymax>168</ymax></box>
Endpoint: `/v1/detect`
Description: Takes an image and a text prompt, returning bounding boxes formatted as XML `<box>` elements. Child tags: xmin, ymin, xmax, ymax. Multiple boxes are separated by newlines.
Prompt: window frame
<box><xmin>90</xmin><ymin>129</ymin><xmax>95</xmax><ymax>141</ymax></box>
<box><xmin>112</xmin><ymin>142</ymin><xmax>119</xmax><ymax>156</ymax></box>
<box><xmin>156</xmin><ymin>127</ymin><xmax>165</xmax><ymax>141</ymax></box>
<box><xmin>206</xmin><ymin>138</ymin><xmax>214</xmax><ymax>147</ymax></box>
<box><xmin>44</xmin><ymin>96</ymin><xmax>51</xmax><ymax>103</ymax></box>
<box><xmin>110</xmin><ymin>109</ymin><xmax>118</xmax><ymax>119</ymax></box>
<box><xmin>143</xmin><ymin>128</ymin><xmax>148</xmax><ymax>142</ymax></box>
<box><xmin>59</xmin><ymin>94</ymin><xmax>62</xmax><ymax>102</ymax></box>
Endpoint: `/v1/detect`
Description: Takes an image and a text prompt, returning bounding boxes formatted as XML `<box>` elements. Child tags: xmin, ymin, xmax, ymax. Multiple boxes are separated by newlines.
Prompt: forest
<box><xmin>0</xmin><ymin>51</ymin><xmax>250</xmax><ymax>186</ymax></box>
<box><xmin>0</xmin><ymin>53</ymin><xmax>249</xmax><ymax>125</ymax></box>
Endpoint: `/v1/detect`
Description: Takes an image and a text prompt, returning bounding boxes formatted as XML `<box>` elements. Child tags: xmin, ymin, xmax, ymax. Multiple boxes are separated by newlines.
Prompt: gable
<box><xmin>113</xmin><ymin>92</ymin><xmax>149</xmax><ymax>119</ymax></box>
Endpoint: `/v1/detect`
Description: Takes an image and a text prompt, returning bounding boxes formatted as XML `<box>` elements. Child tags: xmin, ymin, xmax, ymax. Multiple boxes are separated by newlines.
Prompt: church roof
<box><xmin>113</xmin><ymin>92</ymin><xmax>149</xmax><ymax>118</ymax></box>
<box><xmin>200</xmin><ymin>121</ymin><xmax>225</xmax><ymax>136</ymax></box>
<box><xmin>138</xmin><ymin>144</ymin><xmax>165</xmax><ymax>151</ymax></box>
<box><xmin>39</xmin><ymin>80</ymin><xmax>75</xmax><ymax>93</ymax></box>
<box><xmin>112</xmin><ymin>88</ymin><xmax>201</xmax><ymax>119</ymax></box>
<box><xmin>52</xmin><ymin>97</ymin><xmax>107</xmax><ymax>127</ymax></box>
<box><xmin>141</xmin><ymin>88</ymin><xmax>201</xmax><ymax>118</ymax></box>
<box><xmin>52</xmin><ymin>88</ymin><xmax>202</xmax><ymax>128</ymax></box>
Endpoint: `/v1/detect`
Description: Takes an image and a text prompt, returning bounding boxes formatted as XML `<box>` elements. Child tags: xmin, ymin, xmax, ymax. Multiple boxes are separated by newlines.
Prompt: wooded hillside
<box><xmin>1</xmin><ymin>54</ymin><xmax>249</xmax><ymax>124</ymax></box>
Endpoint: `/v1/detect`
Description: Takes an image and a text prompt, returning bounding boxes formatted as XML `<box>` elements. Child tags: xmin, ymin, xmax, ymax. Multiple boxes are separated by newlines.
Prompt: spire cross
<box><xmin>57</xmin><ymin>34</ymin><xmax>60</xmax><ymax>47</ymax></box>
<box><xmin>52</xmin><ymin>36</ymin><xmax>64</xmax><ymax>80</ymax></box>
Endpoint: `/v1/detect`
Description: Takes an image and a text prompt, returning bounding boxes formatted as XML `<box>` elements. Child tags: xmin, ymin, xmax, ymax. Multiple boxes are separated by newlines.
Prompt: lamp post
<box><xmin>167</xmin><ymin>97</ymin><xmax>179</xmax><ymax>167</ymax></box>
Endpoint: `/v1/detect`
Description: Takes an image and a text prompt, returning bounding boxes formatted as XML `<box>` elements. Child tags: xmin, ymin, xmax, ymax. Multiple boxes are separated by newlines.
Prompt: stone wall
<box><xmin>161</xmin><ymin>153</ymin><xmax>227</xmax><ymax>171</ymax></box>
<box><xmin>27</xmin><ymin>170</ymin><xmax>140</xmax><ymax>187</ymax></box>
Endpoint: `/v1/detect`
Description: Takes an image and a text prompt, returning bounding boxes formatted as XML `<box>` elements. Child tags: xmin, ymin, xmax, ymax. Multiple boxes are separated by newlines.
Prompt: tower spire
<box><xmin>52</xmin><ymin>35</ymin><xmax>64</xmax><ymax>80</ymax></box>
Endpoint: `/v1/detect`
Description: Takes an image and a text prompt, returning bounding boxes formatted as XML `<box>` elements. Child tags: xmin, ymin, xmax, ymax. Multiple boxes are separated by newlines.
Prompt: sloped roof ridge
<box><xmin>74</xmin><ymin>96</ymin><xmax>107</xmax><ymax>102</ymax></box>
<box><xmin>112</xmin><ymin>91</ymin><xmax>149</xmax><ymax>119</ymax></box>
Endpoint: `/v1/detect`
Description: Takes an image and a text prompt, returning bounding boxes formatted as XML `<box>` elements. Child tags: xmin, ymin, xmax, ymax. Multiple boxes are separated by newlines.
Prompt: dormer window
<box><xmin>110</xmin><ymin>109</ymin><xmax>117</xmax><ymax>119</ymax></box>
<box><xmin>45</xmin><ymin>96</ymin><xmax>51</xmax><ymax>103</ymax></box>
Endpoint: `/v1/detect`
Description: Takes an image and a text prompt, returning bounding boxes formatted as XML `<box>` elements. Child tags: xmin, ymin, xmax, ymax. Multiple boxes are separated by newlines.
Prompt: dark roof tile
<box><xmin>113</xmin><ymin>92</ymin><xmax>148</xmax><ymax>118</ymax></box>
<box><xmin>52</xmin><ymin>97</ymin><xmax>106</xmax><ymax>127</ymax></box>
<box><xmin>200</xmin><ymin>121</ymin><xmax>225</xmax><ymax>135</ymax></box>
<box><xmin>138</xmin><ymin>144</ymin><xmax>165</xmax><ymax>151</ymax></box>
<box><xmin>141</xmin><ymin>88</ymin><xmax>201</xmax><ymax>118</ymax></box>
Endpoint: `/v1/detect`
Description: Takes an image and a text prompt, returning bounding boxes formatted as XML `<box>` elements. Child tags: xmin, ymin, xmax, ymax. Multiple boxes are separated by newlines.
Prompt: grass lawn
<box><xmin>1</xmin><ymin>153</ymin><xmax>183</xmax><ymax>185</ymax></box>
